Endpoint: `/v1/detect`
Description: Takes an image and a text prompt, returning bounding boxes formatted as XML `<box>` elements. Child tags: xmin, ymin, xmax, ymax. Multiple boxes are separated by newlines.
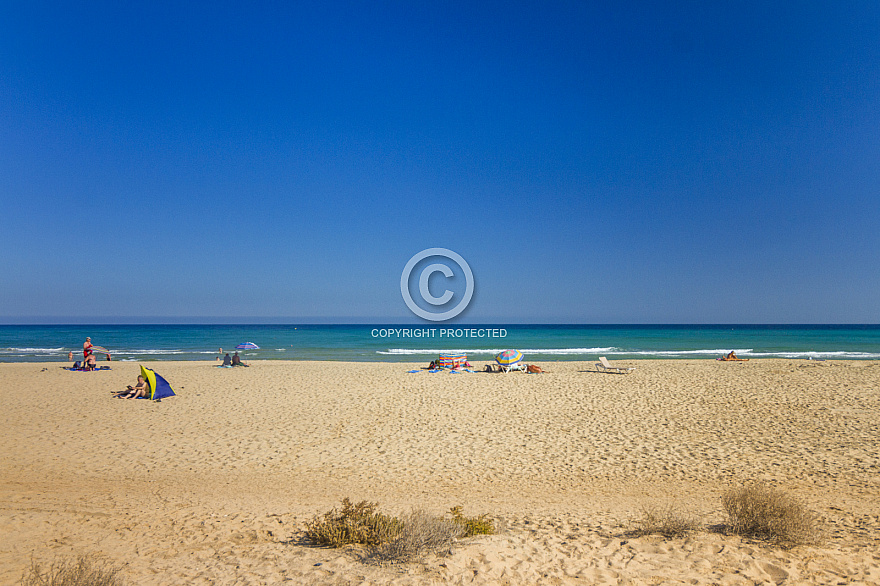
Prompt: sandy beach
<box><xmin>1</xmin><ymin>359</ymin><xmax>879</xmax><ymax>584</ymax></box>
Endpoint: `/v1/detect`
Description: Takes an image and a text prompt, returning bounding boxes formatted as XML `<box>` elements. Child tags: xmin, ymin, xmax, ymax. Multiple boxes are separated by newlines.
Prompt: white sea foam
<box><xmin>375</xmin><ymin>347</ymin><xmax>880</xmax><ymax>359</ymax></box>
<box><xmin>619</xmin><ymin>349</ymin><xmax>880</xmax><ymax>359</ymax></box>
<box><xmin>124</xmin><ymin>349</ymin><xmax>189</xmax><ymax>355</ymax></box>
<box><xmin>378</xmin><ymin>347</ymin><xmax>617</xmax><ymax>356</ymax></box>
<box><xmin>117</xmin><ymin>349</ymin><xmax>218</xmax><ymax>355</ymax></box>
<box><xmin>1</xmin><ymin>347</ymin><xmax>66</xmax><ymax>353</ymax></box>
<box><xmin>2</xmin><ymin>347</ymin><xmax>220</xmax><ymax>357</ymax></box>
<box><xmin>746</xmin><ymin>351</ymin><xmax>880</xmax><ymax>359</ymax></box>
<box><xmin>620</xmin><ymin>349</ymin><xmax>753</xmax><ymax>356</ymax></box>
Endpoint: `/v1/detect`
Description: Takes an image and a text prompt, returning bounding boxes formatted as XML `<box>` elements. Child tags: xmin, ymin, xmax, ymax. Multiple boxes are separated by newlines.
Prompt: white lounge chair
<box><xmin>596</xmin><ymin>356</ymin><xmax>635</xmax><ymax>374</ymax></box>
<box><xmin>500</xmin><ymin>362</ymin><xmax>527</xmax><ymax>373</ymax></box>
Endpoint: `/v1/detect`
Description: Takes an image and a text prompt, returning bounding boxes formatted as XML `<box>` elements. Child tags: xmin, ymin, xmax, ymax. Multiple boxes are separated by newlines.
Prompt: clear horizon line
<box><xmin>1</xmin><ymin>319</ymin><xmax>878</xmax><ymax>327</ymax></box>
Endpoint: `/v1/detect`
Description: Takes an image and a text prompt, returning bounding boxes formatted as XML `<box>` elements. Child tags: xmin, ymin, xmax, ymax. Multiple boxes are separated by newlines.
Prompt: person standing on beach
<box><xmin>83</xmin><ymin>337</ymin><xmax>93</xmax><ymax>360</ymax></box>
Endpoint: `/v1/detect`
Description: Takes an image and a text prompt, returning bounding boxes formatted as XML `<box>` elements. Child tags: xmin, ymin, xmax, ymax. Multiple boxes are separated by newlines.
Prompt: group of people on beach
<box><xmin>68</xmin><ymin>337</ymin><xmax>109</xmax><ymax>370</ymax></box>
<box><xmin>222</xmin><ymin>352</ymin><xmax>249</xmax><ymax>367</ymax></box>
<box><xmin>425</xmin><ymin>359</ymin><xmax>545</xmax><ymax>373</ymax></box>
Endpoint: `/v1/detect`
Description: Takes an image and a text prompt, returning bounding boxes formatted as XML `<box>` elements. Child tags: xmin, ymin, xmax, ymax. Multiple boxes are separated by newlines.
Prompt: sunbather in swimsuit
<box><xmin>115</xmin><ymin>376</ymin><xmax>148</xmax><ymax>399</ymax></box>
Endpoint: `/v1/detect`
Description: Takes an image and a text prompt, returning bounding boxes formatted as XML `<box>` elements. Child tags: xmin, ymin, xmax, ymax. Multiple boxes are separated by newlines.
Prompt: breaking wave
<box><xmin>378</xmin><ymin>347</ymin><xmax>617</xmax><ymax>356</ymax></box>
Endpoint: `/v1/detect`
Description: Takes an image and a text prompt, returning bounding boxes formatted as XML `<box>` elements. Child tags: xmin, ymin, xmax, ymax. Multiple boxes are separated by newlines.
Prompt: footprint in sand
<box><xmin>759</xmin><ymin>561</ymin><xmax>790</xmax><ymax>584</ymax></box>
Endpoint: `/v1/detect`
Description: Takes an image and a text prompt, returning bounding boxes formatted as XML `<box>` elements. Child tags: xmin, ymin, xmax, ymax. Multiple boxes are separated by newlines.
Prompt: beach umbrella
<box><xmin>235</xmin><ymin>342</ymin><xmax>260</xmax><ymax>350</ymax></box>
<box><xmin>495</xmin><ymin>349</ymin><xmax>523</xmax><ymax>366</ymax></box>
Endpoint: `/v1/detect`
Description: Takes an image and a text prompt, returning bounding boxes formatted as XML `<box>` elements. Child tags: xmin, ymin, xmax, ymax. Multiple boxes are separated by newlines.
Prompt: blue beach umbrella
<box><xmin>495</xmin><ymin>349</ymin><xmax>523</xmax><ymax>366</ymax></box>
<box><xmin>235</xmin><ymin>342</ymin><xmax>260</xmax><ymax>350</ymax></box>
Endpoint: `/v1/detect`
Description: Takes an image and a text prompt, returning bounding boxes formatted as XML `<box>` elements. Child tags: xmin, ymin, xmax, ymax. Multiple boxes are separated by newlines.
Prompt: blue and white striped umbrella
<box><xmin>235</xmin><ymin>342</ymin><xmax>260</xmax><ymax>350</ymax></box>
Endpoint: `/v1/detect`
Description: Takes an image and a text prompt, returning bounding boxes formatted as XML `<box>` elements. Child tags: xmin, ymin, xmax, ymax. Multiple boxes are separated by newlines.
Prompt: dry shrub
<box><xmin>631</xmin><ymin>503</ymin><xmax>701</xmax><ymax>538</ymax></box>
<box><xmin>367</xmin><ymin>509</ymin><xmax>464</xmax><ymax>564</ymax></box>
<box><xmin>721</xmin><ymin>483</ymin><xmax>818</xmax><ymax>546</ymax></box>
<box><xmin>448</xmin><ymin>506</ymin><xmax>496</xmax><ymax>536</ymax></box>
<box><xmin>305</xmin><ymin>498</ymin><xmax>402</xmax><ymax>547</ymax></box>
<box><xmin>21</xmin><ymin>555</ymin><xmax>124</xmax><ymax>586</ymax></box>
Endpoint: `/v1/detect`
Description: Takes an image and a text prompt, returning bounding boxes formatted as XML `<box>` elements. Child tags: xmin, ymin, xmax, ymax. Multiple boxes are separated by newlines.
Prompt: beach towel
<box><xmin>64</xmin><ymin>366</ymin><xmax>111</xmax><ymax>371</ymax></box>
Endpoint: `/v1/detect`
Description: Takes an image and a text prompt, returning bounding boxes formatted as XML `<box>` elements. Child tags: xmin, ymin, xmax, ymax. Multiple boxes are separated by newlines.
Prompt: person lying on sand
<box><xmin>114</xmin><ymin>376</ymin><xmax>148</xmax><ymax>399</ymax></box>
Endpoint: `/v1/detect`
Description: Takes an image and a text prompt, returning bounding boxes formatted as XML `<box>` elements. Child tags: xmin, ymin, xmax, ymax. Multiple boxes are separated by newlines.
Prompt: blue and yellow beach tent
<box><xmin>140</xmin><ymin>365</ymin><xmax>176</xmax><ymax>400</ymax></box>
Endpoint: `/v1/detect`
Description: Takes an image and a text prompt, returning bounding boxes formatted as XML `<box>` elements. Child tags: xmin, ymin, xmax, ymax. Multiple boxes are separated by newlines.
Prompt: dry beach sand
<box><xmin>1</xmin><ymin>359</ymin><xmax>879</xmax><ymax>585</ymax></box>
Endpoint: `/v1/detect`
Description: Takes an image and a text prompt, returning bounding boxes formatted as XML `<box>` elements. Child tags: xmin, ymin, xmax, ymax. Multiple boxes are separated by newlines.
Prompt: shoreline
<box><xmin>2</xmin><ymin>359</ymin><xmax>879</xmax><ymax>583</ymax></box>
<box><xmin>3</xmin><ymin>356</ymin><xmax>879</xmax><ymax>366</ymax></box>
<box><xmin>5</xmin><ymin>324</ymin><xmax>880</xmax><ymax>364</ymax></box>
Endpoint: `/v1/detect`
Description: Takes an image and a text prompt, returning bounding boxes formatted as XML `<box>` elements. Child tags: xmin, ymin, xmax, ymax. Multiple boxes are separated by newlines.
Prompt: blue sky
<box><xmin>2</xmin><ymin>1</ymin><xmax>878</xmax><ymax>324</ymax></box>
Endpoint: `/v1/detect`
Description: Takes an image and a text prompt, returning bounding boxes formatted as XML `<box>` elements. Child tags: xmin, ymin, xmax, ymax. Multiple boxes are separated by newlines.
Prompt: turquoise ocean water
<box><xmin>1</xmin><ymin>324</ymin><xmax>879</xmax><ymax>363</ymax></box>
